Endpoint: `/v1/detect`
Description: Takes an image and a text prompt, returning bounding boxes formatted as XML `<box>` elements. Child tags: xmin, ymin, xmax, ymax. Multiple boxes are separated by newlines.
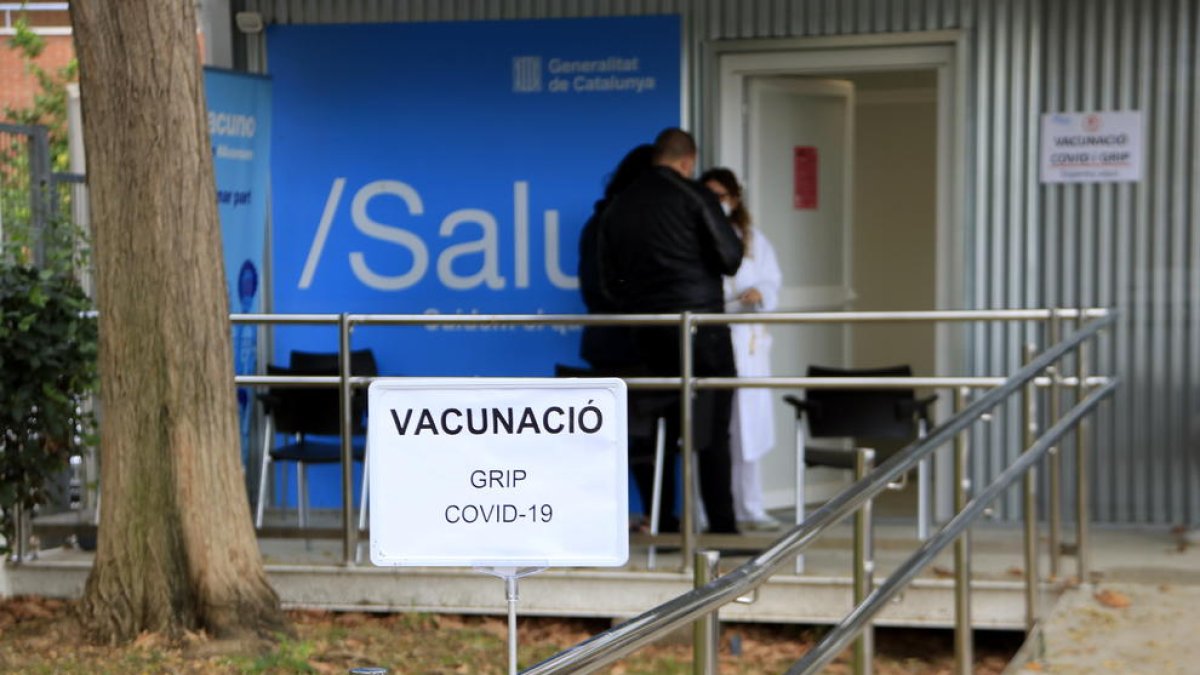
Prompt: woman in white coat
<box><xmin>701</xmin><ymin>168</ymin><xmax>784</xmax><ymax>531</ymax></box>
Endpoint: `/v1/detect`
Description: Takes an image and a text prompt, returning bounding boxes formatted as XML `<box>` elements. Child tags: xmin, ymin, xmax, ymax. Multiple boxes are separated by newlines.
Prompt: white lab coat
<box><xmin>725</xmin><ymin>229</ymin><xmax>782</xmax><ymax>523</ymax></box>
<box><xmin>724</xmin><ymin>230</ymin><xmax>782</xmax><ymax>464</ymax></box>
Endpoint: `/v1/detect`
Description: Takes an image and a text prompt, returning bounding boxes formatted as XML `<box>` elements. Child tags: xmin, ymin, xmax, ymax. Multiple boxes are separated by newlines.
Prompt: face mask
<box><xmin>721</xmin><ymin>202</ymin><xmax>733</xmax><ymax>218</ymax></box>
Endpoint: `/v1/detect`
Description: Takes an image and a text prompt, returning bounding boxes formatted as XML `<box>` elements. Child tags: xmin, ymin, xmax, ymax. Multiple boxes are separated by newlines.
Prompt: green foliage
<box><xmin>0</xmin><ymin>16</ymin><xmax>93</xmax><ymax>554</ymax></box>
<box><xmin>4</xmin><ymin>16</ymin><xmax>77</xmax><ymax>171</ymax></box>
<box><xmin>2</xmin><ymin>15</ymin><xmax>78</xmax><ymax>246</ymax></box>
<box><xmin>0</xmin><ymin>253</ymin><xmax>97</xmax><ymax>553</ymax></box>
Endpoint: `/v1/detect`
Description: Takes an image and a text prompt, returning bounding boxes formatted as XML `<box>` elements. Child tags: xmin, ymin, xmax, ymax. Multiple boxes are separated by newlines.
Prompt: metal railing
<box><xmin>519</xmin><ymin>309</ymin><xmax>1115</xmax><ymax>674</ymax></box>
<box><xmin>234</xmin><ymin>307</ymin><xmax>1108</xmax><ymax>568</ymax></box>
<box><xmin>17</xmin><ymin>305</ymin><xmax>1115</xmax><ymax>672</ymax></box>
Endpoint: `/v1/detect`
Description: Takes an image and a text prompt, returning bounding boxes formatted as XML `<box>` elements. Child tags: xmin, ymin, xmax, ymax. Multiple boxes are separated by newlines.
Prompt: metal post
<box><xmin>693</xmin><ymin>549</ymin><xmax>720</xmax><ymax>675</ymax></box>
<box><xmin>917</xmin><ymin>427</ymin><xmax>931</xmax><ymax>540</ymax></box>
<box><xmin>953</xmin><ymin>387</ymin><xmax>973</xmax><ymax>675</ymax></box>
<box><xmin>680</xmin><ymin>311</ymin><xmax>696</xmax><ymax>572</ymax></box>
<box><xmin>1047</xmin><ymin>311</ymin><xmax>1063</xmax><ymax>578</ymax></box>
<box><xmin>1075</xmin><ymin>339</ymin><xmax>1091</xmax><ymax>582</ymax></box>
<box><xmin>507</xmin><ymin>576</ymin><xmax>520</xmax><ymax>675</ymax></box>
<box><xmin>339</xmin><ymin>313</ymin><xmax>356</xmax><ymax>565</ymax></box>
<box><xmin>1022</xmin><ymin>344</ymin><xmax>1039</xmax><ymax>633</ymax></box>
<box><xmin>648</xmin><ymin>417</ymin><xmax>666</xmax><ymax>570</ymax></box>
<box><xmin>11</xmin><ymin>503</ymin><xmax>25</xmax><ymax>564</ymax></box>
<box><xmin>27</xmin><ymin>125</ymin><xmax>51</xmax><ymax>266</ymax></box>
<box><xmin>853</xmin><ymin>449</ymin><xmax>875</xmax><ymax>675</ymax></box>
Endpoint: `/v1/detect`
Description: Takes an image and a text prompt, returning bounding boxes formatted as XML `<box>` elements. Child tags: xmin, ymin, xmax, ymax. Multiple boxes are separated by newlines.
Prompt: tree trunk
<box><xmin>71</xmin><ymin>0</ymin><xmax>287</xmax><ymax>643</ymax></box>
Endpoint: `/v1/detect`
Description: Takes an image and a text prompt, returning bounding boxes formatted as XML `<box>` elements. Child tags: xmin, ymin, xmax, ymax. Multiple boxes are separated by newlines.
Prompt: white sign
<box><xmin>1041</xmin><ymin>111</ymin><xmax>1142</xmax><ymax>183</ymax></box>
<box><xmin>367</xmin><ymin>378</ymin><xmax>628</xmax><ymax>567</ymax></box>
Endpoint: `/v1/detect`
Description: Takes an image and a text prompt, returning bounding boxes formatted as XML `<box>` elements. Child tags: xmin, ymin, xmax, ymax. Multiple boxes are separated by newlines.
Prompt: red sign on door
<box><xmin>793</xmin><ymin>146</ymin><xmax>818</xmax><ymax>210</ymax></box>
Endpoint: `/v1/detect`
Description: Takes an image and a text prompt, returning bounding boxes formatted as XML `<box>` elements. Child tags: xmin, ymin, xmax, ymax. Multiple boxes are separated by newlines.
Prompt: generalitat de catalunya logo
<box><xmin>512</xmin><ymin>56</ymin><xmax>543</xmax><ymax>93</ymax></box>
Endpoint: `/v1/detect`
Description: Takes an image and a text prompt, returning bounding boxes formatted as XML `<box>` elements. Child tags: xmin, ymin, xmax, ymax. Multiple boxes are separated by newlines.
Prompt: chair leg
<box><xmin>917</xmin><ymin>457</ymin><xmax>932</xmax><ymax>541</ymax></box>
<box><xmin>356</xmin><ymin>448</ymin><xmax>369</xmax><ymax>564</ymax></box>
<box><xmin>647</xmin><ymin>417</ymin><xmax>666</xmax><ymax>570</ymax></box>
<box><xmin>254</xmin><ymin>418</ymin><xmax>274</xmax><ymax>528</ymax></box>
<box><xmin>795</xmin><ymin>418</ymin><xmax>807</xmax><ymax>574</ymax></box>
<box><xmin>691</xmin><ymin>455</ymin><xmax>709</xmax><ymax>533</ymax></box>
<box><xmin>917</xmin><ymin>418</ymin><xmax>931</xmax><ymax>541</ymax></box>
<box><xmin>358</xmin><ymin>448</ymin><xmax>370</xmax><ymax>532</ymax></box>
<box><xmin>297</xmin><ymin>463</ymin><xmax>308</xmax><ymax>529</ymax></box>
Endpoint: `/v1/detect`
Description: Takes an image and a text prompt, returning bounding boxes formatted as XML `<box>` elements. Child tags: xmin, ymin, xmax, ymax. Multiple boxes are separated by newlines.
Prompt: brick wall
<box><xmin>0</xmin><ymin>35</ymin><xmax>75</xmax><ymax>117</ymax></box>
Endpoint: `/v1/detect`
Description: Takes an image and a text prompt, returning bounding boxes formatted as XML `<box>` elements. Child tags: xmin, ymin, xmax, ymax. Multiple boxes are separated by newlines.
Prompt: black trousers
<box><xmin>629</xmin><ymin>324</ymin><xmax>739</xmax><ymax>534</ymax></box>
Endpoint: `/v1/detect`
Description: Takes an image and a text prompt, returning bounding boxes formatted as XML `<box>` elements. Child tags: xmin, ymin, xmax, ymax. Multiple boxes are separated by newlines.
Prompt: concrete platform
<box><xmin>1006</xmin><ymin>528</ymin><xmax>1200</xmax><ymax>674</ymax></box>
<box><xmin>16</xmin><ymin>509</ymin><xmax>1195</xmax><ymax>632</ymax></box>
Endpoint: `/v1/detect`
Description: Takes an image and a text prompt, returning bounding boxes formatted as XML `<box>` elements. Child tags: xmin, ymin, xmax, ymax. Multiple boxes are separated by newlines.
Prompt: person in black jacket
<box><xmin>597</xmin><ymin>128</ymin><xmax>744</xmax><ymax>534</ymax></box>
<box><xmin>578</xmin><ymin>144</ymin><xmax>654</xmax><ymax>371</ymax></box>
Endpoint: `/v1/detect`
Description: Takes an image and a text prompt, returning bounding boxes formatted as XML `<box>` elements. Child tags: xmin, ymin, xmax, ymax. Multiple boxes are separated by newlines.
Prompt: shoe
<box><xmin>741</xmin><ymin>515</ymin><xmax>783</xmax><ymax>532</ymax></box>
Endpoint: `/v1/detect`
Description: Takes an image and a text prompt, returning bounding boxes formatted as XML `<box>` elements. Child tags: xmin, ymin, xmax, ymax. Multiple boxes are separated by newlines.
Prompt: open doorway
<box><xmin>714</xmin><ymin>42</ymin><xmax>959</xmax><ymax>520</ymax></box>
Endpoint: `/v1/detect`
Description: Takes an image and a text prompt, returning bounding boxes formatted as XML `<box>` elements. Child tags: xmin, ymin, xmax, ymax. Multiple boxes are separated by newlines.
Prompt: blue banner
<box><xmin>204</xmin><ymin>68</ymin><xmax>273</xmax><ymax>462</ymax></box>
<box><xmin>268</xmin><ymin>16</ymin><xmax>680</xmax><ymax>373</ymax></box>
<box><xmin>268</xmin><ymin>16</ymin><xmax>680</xmax><ymax>506</ymax></box>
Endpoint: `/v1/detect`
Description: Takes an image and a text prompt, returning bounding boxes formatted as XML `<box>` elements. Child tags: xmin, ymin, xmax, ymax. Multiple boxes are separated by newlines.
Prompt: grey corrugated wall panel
<box><xmin>238</xmin><ymin>0</ymin><xmax>1200</xmax><ymax>527</ymax></box>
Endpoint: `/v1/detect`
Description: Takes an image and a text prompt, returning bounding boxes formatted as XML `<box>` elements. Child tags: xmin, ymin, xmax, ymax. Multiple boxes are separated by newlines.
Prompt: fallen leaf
<box><xmin>1007</xmin><ymin>567</ymin><xmax>1025</xmax><ymax>578</ymax></box>
<box><xmin>132</xmin><ymin>631</ymin><xmax>166</xmax><ymax>651</ymax></box>
<box><xmin>931</xmin><ymin>566</ymin><xmax>954</xmax><ymax>579</ymax></box>
<box><xmin>1094</xmin><ymin>589</ymin><xmax>1131</xmax><ymax>609</ymax></box>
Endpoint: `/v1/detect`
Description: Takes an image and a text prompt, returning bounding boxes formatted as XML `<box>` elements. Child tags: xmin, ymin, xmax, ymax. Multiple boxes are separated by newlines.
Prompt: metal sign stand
<box><xmin>478</xmin><ymin>566</ymin><xmax>547</xmax><ymax>675</ymax></box>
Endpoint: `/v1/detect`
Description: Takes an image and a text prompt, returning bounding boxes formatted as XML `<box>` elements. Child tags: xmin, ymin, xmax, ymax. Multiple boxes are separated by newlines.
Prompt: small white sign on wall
<box><xmin>367</xmin><ymin>378</ymin><xmax>628</xmax><ymax>568</ymax></box>
<box><xmin>1041</xmin><ymin>111</ymin><xmax>1142</xmax><ymax>183</ymax></box>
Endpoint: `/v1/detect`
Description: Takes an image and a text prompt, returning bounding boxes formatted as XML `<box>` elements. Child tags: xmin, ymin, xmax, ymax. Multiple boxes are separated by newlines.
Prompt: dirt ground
<box><xmin>0</xmin><ymin>596</ymin><xmax>1018</xmax><ymax>674</ymax></box>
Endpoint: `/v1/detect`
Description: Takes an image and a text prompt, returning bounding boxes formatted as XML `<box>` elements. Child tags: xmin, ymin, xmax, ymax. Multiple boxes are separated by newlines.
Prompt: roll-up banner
<box><xmin>204</xmin><ymin>68</ymin><xmax>272</xmax><ymax>463</ymax></box>
<box><xmin>267</xmin><ymin>17</ymin><xmax>681</xmax><ymax>506</ymax></box>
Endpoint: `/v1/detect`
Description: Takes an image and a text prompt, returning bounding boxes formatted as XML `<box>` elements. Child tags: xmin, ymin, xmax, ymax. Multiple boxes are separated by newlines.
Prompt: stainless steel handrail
<box><xmin>694</xmin><ymin>307</ymin><xmax>1108</xmax><ymax>324</ymax></box>
<box><xmin>232</xmin><ymin>308</ymin><xmax>1106</xmax><ymax>565</ymax></box>
<box><xmin>520</xmin><ymin>312</ymin><xmax>1116</xmax><ymax>674</ymax></box>
<box><xmin>233</xmin><ymin>307</ymin><xmax>1106</xmax><ymax>327</ymax></box>
<box><xmin>233</xmin><ymin>374</ymin><xmax>1108</xmax><ymax>390</ymax></box>
<box><xmin>787</xmin><ymin>379</ymin><xmax>1118</xmax><ymax>674</ymax></box>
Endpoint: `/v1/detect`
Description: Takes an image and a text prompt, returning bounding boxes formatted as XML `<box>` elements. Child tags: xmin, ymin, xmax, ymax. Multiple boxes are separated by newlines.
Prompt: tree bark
<box><xmin>70</xmin><ymin>0</ymin><xmax>287</xmax><ymax>643</ymax></box>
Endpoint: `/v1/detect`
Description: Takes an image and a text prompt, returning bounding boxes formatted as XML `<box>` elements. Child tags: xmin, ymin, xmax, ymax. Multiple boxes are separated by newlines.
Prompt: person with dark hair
<box><xmin>701</xmin><ymin>167</ymin><xmax>783</xmax><ymax>532</ymax></box>
<box><xmin>577</xmin><ymin>144</ymin><xmax>655</xmax><ymax>371</ymax></box>
<box><xmin>596</xmin><ymin>127</ymin><xmax>744</xmax><ymax>535</ymax></box>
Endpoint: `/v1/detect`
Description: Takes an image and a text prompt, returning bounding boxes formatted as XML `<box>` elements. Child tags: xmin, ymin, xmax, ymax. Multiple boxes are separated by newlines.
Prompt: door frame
<box><xmin>702</xmin><ymin>32</ymin><xmax>967</xmax><ymax>521</ymax></box>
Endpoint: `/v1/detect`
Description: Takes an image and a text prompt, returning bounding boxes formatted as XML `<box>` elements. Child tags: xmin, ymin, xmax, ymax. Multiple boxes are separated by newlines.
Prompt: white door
<box><xmin>747</xmin><ymin>77</ymin><xmax>855</xmax><ymax>314</ymax></box>
<box><xmin>715</xmin><ymin>43</ymin><xmax>961</xmax><ymax>516</ymax></box>
<box><xmin>744</xmin><ymin>77</ymin><xmax>857</xmax><ymax>506</ymax></box>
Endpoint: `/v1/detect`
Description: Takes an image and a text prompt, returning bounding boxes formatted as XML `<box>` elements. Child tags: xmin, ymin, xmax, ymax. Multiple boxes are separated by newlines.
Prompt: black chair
<box><xmin>783</xmin><ymin>364</ymin><xmax>937</xmax><ymax>551</ymax></box>
<box><xmin>254</xmin><ymin>349</ymin><xmax>378</xmax><ymax>529</ymax></box>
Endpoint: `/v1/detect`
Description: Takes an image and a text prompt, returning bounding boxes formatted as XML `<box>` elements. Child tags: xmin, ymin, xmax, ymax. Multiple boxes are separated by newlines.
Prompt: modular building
<box><xmin>199</xmin><ymin>0</ymin><xmax>1199</xmax><ymax>530</ymax></box>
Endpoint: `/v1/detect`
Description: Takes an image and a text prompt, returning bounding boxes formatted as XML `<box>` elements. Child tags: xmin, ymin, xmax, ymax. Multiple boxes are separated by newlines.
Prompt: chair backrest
<box><xmin>264</xmin><ymin>349</ymin><xmax>379</xmax><ymax>436</ymax></box>
<box><xmin>264</xmin><ymin>364</ymin><xmax>344</xmax><ymax>436</ymax></box>
<box><xmin>553</xmin><ymin>363</ymin><xmax>595</xmax><ymax>378</ymax></box>
<box><xmin>290</xmin><ymin>349</ymin><xmax>379</xmax><ymax>378</ymax></box>
<box><xmin>804</xmin><ymin>364</ymin><xmax>916</xmax><ymax>440</ymax></box>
